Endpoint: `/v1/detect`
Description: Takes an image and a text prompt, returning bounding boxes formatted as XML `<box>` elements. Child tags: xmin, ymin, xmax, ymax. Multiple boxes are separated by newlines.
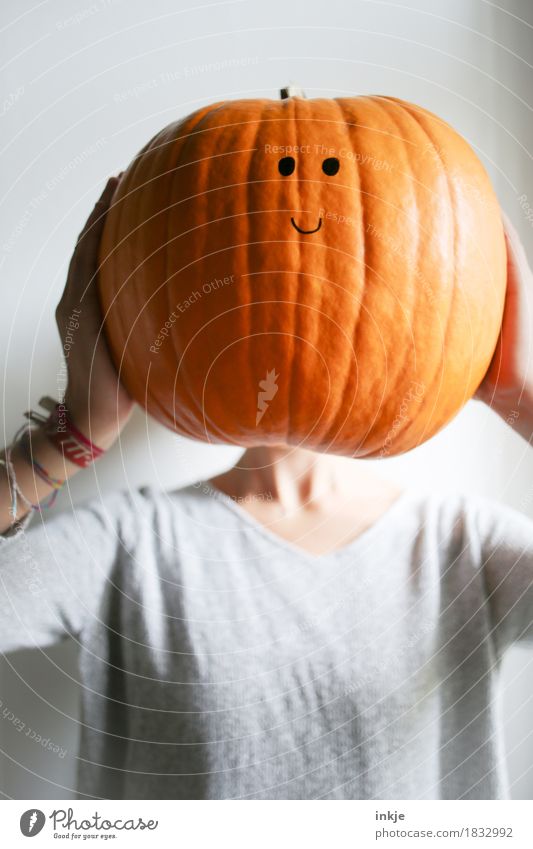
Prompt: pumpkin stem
<box><xmin>280</xmin><ymin>84</ymin><xmax>306</xmax><ymax>99</ymax></box>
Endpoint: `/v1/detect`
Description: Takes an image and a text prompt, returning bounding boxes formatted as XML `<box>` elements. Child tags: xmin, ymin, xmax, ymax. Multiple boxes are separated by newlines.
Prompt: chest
<box><xmin>94</xmin><ymin>556</ymin><xmax>439</xmax><ymax>729</ymax></box>
<box><xmin>81</xmin><ymin>556</ymin><xmax>443</xmax><ymax>798</ymax></box>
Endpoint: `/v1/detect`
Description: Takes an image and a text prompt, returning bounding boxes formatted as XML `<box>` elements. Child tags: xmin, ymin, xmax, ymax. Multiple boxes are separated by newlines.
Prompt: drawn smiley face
<box><xmin>278</xmin><ymin>154</ymin><xmax>340</xmax><ymax>234</ymax></box>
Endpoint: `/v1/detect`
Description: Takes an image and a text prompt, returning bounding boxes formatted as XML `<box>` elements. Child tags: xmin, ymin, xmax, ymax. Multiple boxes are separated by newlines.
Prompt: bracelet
<box><xmin>1</xmin><ymin>427</ymin><xmax>59</xmax><ymax>520</ymax></box>
<box><xmin>18</xmin><ymin>429</ymin><xmax>66</xmax><ymax>508</ymax></box>
<box><xmin>31</xmin><ymin>397</ymin><xmax>105</xmax><ymax>469</ymax></box>
<box><xmin>1</xmin><ymin>396</ymin><xmax>105</xmax><ymax>525</ymax></box>
<box><xmin>8</xmin><ymin>423</ymin><xmax>65</xmax><ymax>511</ymax></box>
<box><xmin>0</xmin><ymin>454</ymin><xmax>18</xmax><ymax>520</ymax></box>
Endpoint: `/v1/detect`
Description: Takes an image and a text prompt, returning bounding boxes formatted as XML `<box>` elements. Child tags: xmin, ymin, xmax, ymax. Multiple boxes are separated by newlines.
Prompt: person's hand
<box><xmin>475</xmin><ymin>212</ymin><xmax>533</xmax><ymax>442</ymax></box>
<box><xmin>55</xmin><ymin>176</ymin><xmax>135</xmax><ymax>448</ymax></box>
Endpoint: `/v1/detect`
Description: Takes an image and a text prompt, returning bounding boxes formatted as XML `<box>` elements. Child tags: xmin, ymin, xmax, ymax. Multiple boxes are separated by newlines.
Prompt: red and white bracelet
<box><xmin>26</xmin><ymin>396</ymin><xmax>105</xmax><ymax>469</ymax></box>
<box><xmin>41</xmin><ymin>401</ymin><xmax>105</xmax><ymax>468</ymax></box>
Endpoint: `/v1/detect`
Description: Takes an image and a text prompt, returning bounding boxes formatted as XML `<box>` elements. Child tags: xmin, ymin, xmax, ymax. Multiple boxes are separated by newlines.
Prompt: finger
<box><xmin>504</xmin><ymin>230</ymin><xmax>528</xmax><ymax>288</ymax></box>
<box><xmin>500</xmin><ymin>209</ymin><xmax>514</xmax><ymax>232</ymax></box>
<box><xmin>501</xmin><ymin>211</ymin><xmax>527</xmax><ymax>264</ymax></box>
<box><xmin>500</xmin><ymin>222</ymin><xmax>533</xmax><ymax>313</ymax></box>
<box><xmin>90</xmin><ymin>177</ymin><xmax>119</xmax><ymax>217</ymax></box>
<box><xmin>76</xmin><ymin>178</ymin><xmax>119</xmax><ymax>246</ymax></box>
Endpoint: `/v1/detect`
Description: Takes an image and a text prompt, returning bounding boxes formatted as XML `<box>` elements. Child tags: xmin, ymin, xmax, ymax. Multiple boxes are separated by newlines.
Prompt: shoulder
<box><xmin>119</xmin><ymin>480</ymin><xmax>221</xmax><ymax>546</ymax></box>
<box><xmin>400</xmin><ymin>487</ymin><xmax>533</xmax><ymax>563</ymax></box>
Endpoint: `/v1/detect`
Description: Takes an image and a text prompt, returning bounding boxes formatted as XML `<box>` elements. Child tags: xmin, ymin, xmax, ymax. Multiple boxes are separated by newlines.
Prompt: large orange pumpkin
<box><xmin>97</xmin><ymin>87</ymin><xmax>506</xmax><ymax>457</ymax></box>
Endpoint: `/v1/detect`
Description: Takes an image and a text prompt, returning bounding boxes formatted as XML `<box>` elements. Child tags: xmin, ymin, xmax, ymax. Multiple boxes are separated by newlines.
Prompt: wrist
<box><xmin>23</xmin><ymin>395</ymin><xmax>116</xmax><ymax>468</ymax></box>
<box><xmin>62</xmin><ymin>392</ymin><xmax>128</xmax><ymax>451</ymax></box>
<box><xmin>2</xmin><ymin>426</ymin><xmax>79</xmax><ymax>525</ymax></box>
<box><xmin>12</xmin><ymin>425</ymin><xmax>81</xmax><ymax>479</ymax></box>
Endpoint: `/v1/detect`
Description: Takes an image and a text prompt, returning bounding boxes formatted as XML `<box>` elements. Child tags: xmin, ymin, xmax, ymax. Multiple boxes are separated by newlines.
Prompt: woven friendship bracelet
<box><xmin>1</xmin><ymin>423</ymin><xmax>58</xmax><ymax>515</ymax></box>
<box><xmin>0</xmin><ymin>454</ymin><xmax>18</xmax><ymax>519</ymax></box>
<box><xmin>18</xmin><ymin>429</ymin><xmax>66</xmax><ymax>508</ymax></box>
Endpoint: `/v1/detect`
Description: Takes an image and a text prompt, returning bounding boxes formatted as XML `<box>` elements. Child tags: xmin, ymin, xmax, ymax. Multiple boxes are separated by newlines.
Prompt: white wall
<box><xmin>1</xmin><ymin>0</ymin><xmax>532</xmax><ymax>798</ymax></box>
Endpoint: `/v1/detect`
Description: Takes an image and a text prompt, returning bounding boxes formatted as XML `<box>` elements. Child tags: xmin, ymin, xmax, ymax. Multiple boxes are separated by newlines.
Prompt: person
<box><xmin>0</xmin><ymin>177</ymin><xmax>532</xmax><ymax>801</ymax></box>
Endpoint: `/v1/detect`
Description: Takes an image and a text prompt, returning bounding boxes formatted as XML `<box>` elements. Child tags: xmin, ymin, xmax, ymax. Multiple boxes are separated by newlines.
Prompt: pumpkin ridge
<box><xmin>286</xmin><ymin>94</ymin><xmax>304</xmax><ymax>445</ymax></box>
<box><xmin>363</xmin><ymin>99</ymin><xmax>450</xmax><ymax>452</ymax></box>
<box><xmin>177</xmin><ymin>103</ymin><xmax>262</xmax><ymax>442</ymax></box>
<box><xmin>368</xmin><ymin>97</ymin><xmax>427</xmax><ymax>453</ymax></box>
<box><xmin>117</xmin><ymin>232</ymin><xmax>173</xmax><ymax>425</ymax></box>
<box><xmin>316</xmin><ymin>102</ymin><xmax>337</xmax><ymax>448</ymax></box>
<box><xmin>165</xmin><ymin>108</ymin><xmax>229</xmax><ymax>438</ymax></box>
<box><xmin>396</xmin><ymin>101</ymin><xmax>460</xmax><ymax>446</ymax></box>
<box><xmin>321</xmin><ymin>98</ymin><xmax>360</xmax><ymax>453</ymax></box>
<box><xmin>104</xmin><ymin>148</ymin><xmax>149</xmax><ymax>411</ymax></box>
<box><xmin>359</xmin><ymin>100</ymin><xmax>408</xmax><ymax>453</ymax></box>
<box><xmin>244</xmin><ymin>102</ymin><xmax>269</xmax><ymax>443</ymax></box>
<box><xmin>346</xmin><ymin>99</ymin><xmax>396</xmax><ymax>454</ymax></box>
<box><xmin>116</xmin><ymin>107</ymin><xmax>219</xmax><ymax>433</ymax></box>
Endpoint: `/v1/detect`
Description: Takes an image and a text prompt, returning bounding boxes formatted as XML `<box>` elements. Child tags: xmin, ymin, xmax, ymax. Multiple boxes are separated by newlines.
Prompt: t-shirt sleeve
<box><xmin>473</xmin><ymin>495</ymin><xmax>533</xmax><ymax>656</ymax></box>
<box><xmin>0</xmin><ymin>488</ymin><xmax>141</xmax><ymax>654</ymax></box>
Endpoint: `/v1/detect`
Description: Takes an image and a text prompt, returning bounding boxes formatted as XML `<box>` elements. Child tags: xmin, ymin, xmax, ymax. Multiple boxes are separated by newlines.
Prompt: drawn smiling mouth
<box><xmin>290</xmin><ymin>216</ymin><xmax>322</xmax><ymax>235</ymax></box>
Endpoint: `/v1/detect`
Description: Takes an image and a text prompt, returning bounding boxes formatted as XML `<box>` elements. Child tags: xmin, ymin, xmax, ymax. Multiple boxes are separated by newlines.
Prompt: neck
<box><xmin>212</xmin><ymin>444</ymin><xmax>351</xmax><ymax>512</ymax></box>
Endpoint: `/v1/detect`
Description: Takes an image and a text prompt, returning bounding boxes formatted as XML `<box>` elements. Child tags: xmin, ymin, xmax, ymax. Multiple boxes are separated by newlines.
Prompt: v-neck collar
<box><xmin>185</xmin><ymin>481</ymin><xmax>415</xmax><ymax>564</ymax></box>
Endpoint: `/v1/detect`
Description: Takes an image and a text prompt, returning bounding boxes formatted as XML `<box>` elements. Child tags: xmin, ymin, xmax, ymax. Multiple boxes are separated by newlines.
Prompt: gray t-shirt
<box><xmin>0</xmin><ymin>481</ymin><xmax>532</xmax><ymax>800</ymax></box>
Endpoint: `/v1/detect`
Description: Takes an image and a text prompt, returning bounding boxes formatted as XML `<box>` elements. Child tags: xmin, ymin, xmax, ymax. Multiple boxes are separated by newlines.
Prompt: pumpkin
<box><xmin>97</xmin><ymin>87</ymin><xmax>506</xmax><ymax>457</ymax></box>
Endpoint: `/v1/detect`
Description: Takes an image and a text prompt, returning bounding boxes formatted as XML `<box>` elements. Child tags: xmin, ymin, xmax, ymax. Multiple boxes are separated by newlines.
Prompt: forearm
<box><xmin>0</xmin><ymin>177</ymin><xmax>133</xmax><ymax>536</ymax></box>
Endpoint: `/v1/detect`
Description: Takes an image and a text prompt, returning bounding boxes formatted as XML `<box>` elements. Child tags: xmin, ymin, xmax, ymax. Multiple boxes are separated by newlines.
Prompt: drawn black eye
<box><xmin>322</xmin><ymin>157</ymin><xmax>340</xmax><ymax>176</ymax></box>
<box><xmin>278</xmin><ymin>156</ymin><xmax>295</xmax><ymax>176</ymax></box>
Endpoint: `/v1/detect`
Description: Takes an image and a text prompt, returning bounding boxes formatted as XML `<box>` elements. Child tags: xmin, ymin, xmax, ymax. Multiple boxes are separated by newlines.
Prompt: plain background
<box><xmin>1</xmin><ymin>0</ymin><xmax>533</xmax><ymax>799</ymax></box>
